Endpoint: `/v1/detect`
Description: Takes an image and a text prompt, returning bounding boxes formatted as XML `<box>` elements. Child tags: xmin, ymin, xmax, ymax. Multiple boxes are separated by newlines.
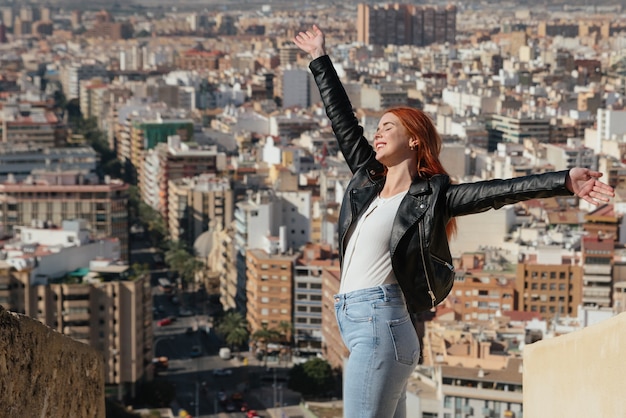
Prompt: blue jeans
<box><xmin>334</xmin><ymin>284</ymin><xmax>420</xmax><ymax>418</ymax></box>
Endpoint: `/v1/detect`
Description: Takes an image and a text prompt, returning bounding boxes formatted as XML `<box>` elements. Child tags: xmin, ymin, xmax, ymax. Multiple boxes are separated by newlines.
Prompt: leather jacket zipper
<box><xmin>418</xmin><ymin>221</ymin><xmax>437</xmax><ymax>311</ymax></box>
<box><xmin>432</xmin><ymin>254</ymin><xmax>455</xmax><ymax>272</ymax></box>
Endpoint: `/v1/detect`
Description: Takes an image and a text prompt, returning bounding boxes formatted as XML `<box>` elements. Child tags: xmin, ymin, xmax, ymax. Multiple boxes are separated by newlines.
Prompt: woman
<box><xmin>294</xmin><ymin>25</ymin><xmax>614</xmax><ymax>418</ymax></box>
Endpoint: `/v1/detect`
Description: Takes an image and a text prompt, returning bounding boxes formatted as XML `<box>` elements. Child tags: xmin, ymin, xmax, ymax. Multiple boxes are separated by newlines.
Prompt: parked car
<box><xmin>190</xmin><ymin>345</ymin><xmax>202</xmax><ymax>358</ymax></box>
<box><xmin>157</xmin><ymin>318</ymin><xmax>172</xmax><ymax>327</ymax></box>
<box><xmin>212</xmin><ymin>368</ymin><xmax>232</xmax><ymax>376</ymax></box>
<box><xmin>219</xmin><ymin>347</ymin><xmax>231</xmax><ymax>360</ymax></box>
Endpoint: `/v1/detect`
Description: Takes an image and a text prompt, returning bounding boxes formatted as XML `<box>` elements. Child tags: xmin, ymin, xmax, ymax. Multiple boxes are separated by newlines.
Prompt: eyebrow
<box><xmin>376</xmin><ymin>121</ymin><xmax>396</xmax><ymax>131</ymax></box>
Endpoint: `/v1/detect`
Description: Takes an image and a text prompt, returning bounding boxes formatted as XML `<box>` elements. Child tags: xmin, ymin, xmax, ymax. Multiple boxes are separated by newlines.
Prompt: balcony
<box><xmin>582</xmin><ymin>265</ymin><xmax>611</xmax><ymax>275</ymax></box>
<box><xmin>524</xmin><ymin>312</ymin><xmax>626</xmax><ymax>416</ymax></box>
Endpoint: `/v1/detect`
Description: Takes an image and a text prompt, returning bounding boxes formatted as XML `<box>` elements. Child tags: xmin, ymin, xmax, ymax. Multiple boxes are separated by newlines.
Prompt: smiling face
<box><xmin>373</xmin><ymin>112</ymin><xmax>416</xmax><ymax>167</ymax></box>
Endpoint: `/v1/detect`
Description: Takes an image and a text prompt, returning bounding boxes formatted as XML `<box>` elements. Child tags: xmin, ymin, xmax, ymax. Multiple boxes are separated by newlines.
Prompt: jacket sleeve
<box><xmin>445</xmin><ymin>170</ymin><xmax>574</xmax><ymax>218</ymax></box>
<box><xmin>309</xmin><ymin>55</ymin><xmax>377</xmax><ymax>174</ymax></box>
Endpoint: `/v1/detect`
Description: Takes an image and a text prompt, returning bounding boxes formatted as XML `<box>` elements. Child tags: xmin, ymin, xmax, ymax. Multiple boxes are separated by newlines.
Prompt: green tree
<box><xmin>252</xmin><ymin>326</ymin><xmax>282</xmax><ymax>366</ymax></box>
<box><xmin>277</xmin><ymin>320</ymin><xmax>293</xmax><ymax>344</ymax></box>
<box><xmin>165</xmin><ymin>241</ymin><xmax>206</xmax><ymax>288</ymax></box>
<box><xmin>288</xmin><ymin>358</ymin><xmax>335</xmax><ymax>398</ymax></box>
<box><xmin>138</xmin><ymin>201</ymin><xmax>167</xmax><ymax>246</ymax></box>
<box><xmin>215</xmin><ymin>310</ymin><xmax>249</xmax><ymax>351</ymax></box>
<box><xmin>129</xmin><ymin>263</ymin><xmax>150</xmax><ymax>281</ymax></box>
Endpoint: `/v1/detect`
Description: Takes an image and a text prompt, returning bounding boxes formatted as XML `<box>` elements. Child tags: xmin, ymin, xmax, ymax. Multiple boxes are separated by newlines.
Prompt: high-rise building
<box><xmin>0</xmin><ymin>221</ymin><xmax>151</xmax><ymax>399</ymax></box>
<box><xmin>357</xmin><ymin>3</ymin><xmax>456</xmax><ymax>47</ymax></box>
<box><xmin>0</xmin><ymin>173</ymin><xmax>130</xmax><ymax>260</ymax></box>
<box><xmin>128</xmin><ymin>116</ymin><xmax>194</xmax><ymax>181</ymax></box>
<box><xmin>282</xmin><ymin>69</ymin><xmax>318</xmax><ymax>109</ymax></box>
<box><xmin>141</xmin><ymin>136</ymin><xmax>226</xmax><ymax>222</ymax></box>
<box><xmin>84</xmin><ymin>10</ymin><xmax>133</xmax><ymax>40</ymax></box>
<box><xmin>246</xmin><ymin>248</ymin><xmax>297</xmax><ymax>334</ymax></box>
<box><xmin>167</xmin><ymin>174</ymin><xmax>233</xmax><ymax>246</ymax></box>
<box><xmin>0</xmin><ymin>104</ymin><xmax>65</xmax><ymax>148</ymax></box>
<box><xmin>207</xmin><ymin>224</ymin><xmax>237</xmax><ymax>311</ymax></box>
<box><xmin>1</xmin><ymin>7</ymin><xmax>13</xmax><ymax>28</ymax></box>
<box><xmin>581</xmin><ymin>205</ymin><xmax>620</xmax><ymax>309</ymax></box>
<box><xmin>321</xmin><ymin>264</ymin><xmax>346</xmax><ymax>370</ymax></box>
<box><xmin>0</xmin><ymin>145</ymin><xmax>97</xmax><ymax>182</ymax></box>
<box><xmin>516</xmin><ymin>260</ymin><xmax>583</xmax><ymax>320</ymax></box>
<box><xmin>60</xmin><ymin>61</ymin><xmax>108</xmax><ymax>101</ymax></box>
<box><xmin>293</xmin><ymin>244</ymin><xmax>337</xmax><ymax>354</ymax></box>
<box><xmin>486</xmin><ymin>114</ymin><xmax>551</xmax><ymax>152</ymax></box>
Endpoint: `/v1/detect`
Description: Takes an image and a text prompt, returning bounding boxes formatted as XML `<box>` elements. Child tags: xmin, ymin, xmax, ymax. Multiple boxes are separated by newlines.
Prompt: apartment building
<box><xmin>321</xmin><ymin>264</ymin><xmax>346</xmax><ymax>371</ymax></box>
<box><xmin>167</xmin><ymin>174</ymin><xmax>233</xmax><ymax>246</ymax></box>
<box><xmin>293</xmin><ymin>244</ymin><xmax>338</xmax><ymax>354</ymax></box>
<box><xmin>357</xmin><ymin>3</ymin><xmax>456</xmax><ymax>47</ymax></box>
<box><xmin>140</xmin><ymin>136</ymin><xmax>226</xmax><ymax>221</ymax></box>
<box><xmin>581</xmin><ymin>204</ymin><xmax>620</xmax><ymax>309</ymax></box>
<box><xmin>0</xmin><ymin>220</ymin><xmax>151</xmax><ymax>399</ymax></box>
<box><xmin>281</xmin><ymin>68</ymin><xmax>319</xmax><ymax>110</ymax></box>
<box><xmin>126</xmin><ymin>114</ymin><xmax>193</xmax><ymax>185</ymax></box>
<box><xmin>206</xmin><ymin>224</ymin><xmax>238</xmax><ymax>312</ymax></box>
<box><xmin>0</xmin><ymin>172</ymin><xmax>130</xmax><ymax>260</ymax></box>
<box><xmin>245</xmin><ymin>248</ymin><xmax>297</xmax><ymax>334</ymax></box>
<box><xmin>543</xmin><ymin>140</ymin><xmax>596</xmax><ymax>172</ymax></box>
<box><xmin>486</xmin><ymin>114</ymin><xmax>551</xmax><ymax>152</ymax></box>
<box><xmin>60</xmin><ymin>61</ymin><xmax>108</xmax><ymax>101</ymax></box>
<box><xmin>516</xmin><ymin>260</ymin><xmax>583</xmax><ymax>320</ymax></box>
<box><xmin>176</xmin><ymin>48</ymin><xmax>223</xmax><ymax>71</ymax></box>
<box><xmin>79</xmin><ymin>78</ymin><xmax>109</xmax><ymax>121</ymax></box>
<box><xmin>450</xmin><ymin>272</ymin><xmax>517</xmax><ymax>322</ymax></box>
<box><xmin>0</xmin><ymin>145</ymin><xmax>97</xmax><ymax>182</ymax></box>
<box><xmin>31</xmin><ymin>268</ymin><xmax>151</xmax><ymax>399</ymax></box>
<box><xmin>84</xmin><ymin>10</ymin><xmax>133</xmax><ymax>40</ymax></box>
<box><xmin>0</xmin><ymin>103</ymin><xmax>64</xmax><ymax>148</ymax></box>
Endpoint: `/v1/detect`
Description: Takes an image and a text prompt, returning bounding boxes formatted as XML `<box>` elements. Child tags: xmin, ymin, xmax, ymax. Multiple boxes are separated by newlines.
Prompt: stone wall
<box><xmin>0</xmin><ymin>305</ymin><xmax>105</xmax><ymax>417</ymax></box>
<box><xmin>524</xmin><ymin>312</ymin><xmax>626</xmax><ymax>417</ymax></box>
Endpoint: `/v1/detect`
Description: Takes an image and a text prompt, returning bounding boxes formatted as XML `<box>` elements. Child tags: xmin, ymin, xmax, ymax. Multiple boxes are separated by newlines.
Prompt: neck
<box><xmin>381</xmin><ymin>162</ymin><xmax>417</xmax><ymax>198</ymax></box>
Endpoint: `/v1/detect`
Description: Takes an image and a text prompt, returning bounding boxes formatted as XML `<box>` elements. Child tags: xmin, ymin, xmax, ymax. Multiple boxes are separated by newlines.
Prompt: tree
<box><xmin>215</xmin><ymin>310</ymin><xmax>249</xmax><ymax>351</ymax></box>
<box><xmin>252</xmin><ymin>326</ymin><xmax>282</xmax><ymax>366</ymax></box>
<box><xmin>288</xmin><ymin>358</ymin><xmax>335</xmax><ymax>398</ymax></box>
<box><xmin>138</xmin><ymin>201</ymin><xmax>167</xmax><ymax>247</ymax></box>
<box><xmin>277</xmin><ymin>320</ymin><xmax>293</xmax><ymax>344</ymax></box>
<box><xmin>164</xmin><ymin>241</ymin><xmax>201</xmax><ymax>287</ymax></box>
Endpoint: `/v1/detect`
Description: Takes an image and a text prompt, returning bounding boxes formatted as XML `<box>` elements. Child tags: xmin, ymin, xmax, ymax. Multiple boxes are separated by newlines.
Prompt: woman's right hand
<box><xmin>293</xmin><ymin>25</ymin><xmax>326</xmax><ymax>60</ymax></box>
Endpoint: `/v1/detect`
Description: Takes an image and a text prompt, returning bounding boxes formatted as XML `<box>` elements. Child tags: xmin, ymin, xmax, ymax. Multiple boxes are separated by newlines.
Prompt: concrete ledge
<box><xmin>0</xmin><ymin>306</ymin><xmax>105</xmax><ymax>418</ymax></box>
<box><xmin>523</xmin><ymin>312</ymin><xmax>626</xmax><ymax>417</ymax></box>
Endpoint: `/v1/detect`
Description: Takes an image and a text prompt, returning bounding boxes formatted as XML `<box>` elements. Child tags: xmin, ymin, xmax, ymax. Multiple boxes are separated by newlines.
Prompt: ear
<box><xmin>409</xmin><ymin>138</ymin><xmax>419</xmax><ymax>150</ymax></box>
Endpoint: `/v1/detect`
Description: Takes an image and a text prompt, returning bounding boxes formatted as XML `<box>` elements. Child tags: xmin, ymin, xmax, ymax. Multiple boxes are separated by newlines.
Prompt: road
<box><xmin>132</xmin><ymin>239</ymin><xmax>302</xmax><ymax>418</ymax></box>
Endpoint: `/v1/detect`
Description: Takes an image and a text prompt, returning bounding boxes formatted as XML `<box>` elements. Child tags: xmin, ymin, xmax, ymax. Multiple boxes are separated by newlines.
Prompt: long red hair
<box><xmin>386</xmin><ymin>107</ymin><xmax>457</xmax><ymax>238</ymax></box>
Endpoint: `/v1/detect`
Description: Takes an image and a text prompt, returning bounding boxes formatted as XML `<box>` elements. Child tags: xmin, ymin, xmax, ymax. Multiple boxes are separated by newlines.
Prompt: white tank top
<box><xmin>339</xmin><ymin>191</ymin><xmax>407</xmax><ymax>294</ymax></box>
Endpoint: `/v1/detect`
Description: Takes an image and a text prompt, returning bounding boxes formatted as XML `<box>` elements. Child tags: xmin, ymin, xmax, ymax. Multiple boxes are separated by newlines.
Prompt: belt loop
<box><xmin>380</xmin><ymin>284</ymin><xmax>390</xmax><ymax>302</ymax></box>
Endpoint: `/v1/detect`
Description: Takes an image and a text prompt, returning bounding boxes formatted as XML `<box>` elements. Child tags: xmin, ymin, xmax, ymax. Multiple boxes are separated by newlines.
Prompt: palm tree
<box><xmin>215</xmin><ymin>311</ymin><xmax>250</xmax><ymax>353</ymax></box>
<box><xmin>277</xmin><ymin>320</ymin><xmax>293</xmax><ymax>344</ymax></box>
<box><xmin>276</xmin><ymin>320</ymin><xmax>294</xmax><ymax>363</ymax></box>
<box><xmin>164</xmin><ymin>241</ymin><xmax>195</xmax><ymax>288</ymax></box>
<box><xmin>252</xmin><ymin>327</ymin><xmax>281</xmax><ymax>367</ymax></box>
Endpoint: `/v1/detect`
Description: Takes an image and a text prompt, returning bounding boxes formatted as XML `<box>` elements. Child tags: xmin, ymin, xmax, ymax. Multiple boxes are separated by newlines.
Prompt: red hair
<box><xmin>386</xmin><ymin>107</ymin><xmax>457</xmax><ymax>238</ymax></box>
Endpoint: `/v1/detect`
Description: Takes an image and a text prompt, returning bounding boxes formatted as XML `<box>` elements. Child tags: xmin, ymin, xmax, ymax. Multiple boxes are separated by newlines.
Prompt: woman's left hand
<box><xmin>566</xmin><ymin>168</ymin><xmax>615</xmax><ymax>206</ymax></box>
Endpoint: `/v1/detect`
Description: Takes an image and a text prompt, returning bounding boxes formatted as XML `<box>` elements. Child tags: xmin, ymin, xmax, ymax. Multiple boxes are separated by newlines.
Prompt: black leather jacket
<box><xmin>310</xmin><ymin>55</ymin><xmax>574</xmax><ymax>313</ymax></box>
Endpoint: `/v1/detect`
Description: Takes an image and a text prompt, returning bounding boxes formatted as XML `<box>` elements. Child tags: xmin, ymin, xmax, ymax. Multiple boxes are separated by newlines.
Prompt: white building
<box><xmin>4</xmin><ymin>220</ymin><xmax>121</xmax><ymax>285</ymax></box>
<box><xmin>60</xmin><ymin>61</ymin><xmax>108</xmax><ymax>100</ymax></box>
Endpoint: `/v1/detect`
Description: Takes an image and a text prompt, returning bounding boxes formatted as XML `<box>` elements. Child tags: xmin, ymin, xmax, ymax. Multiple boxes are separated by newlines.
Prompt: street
<box><xmin>133</xmin><ymin>239</ymin><xmax>303</xmax><ymax>418</ymax></box>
